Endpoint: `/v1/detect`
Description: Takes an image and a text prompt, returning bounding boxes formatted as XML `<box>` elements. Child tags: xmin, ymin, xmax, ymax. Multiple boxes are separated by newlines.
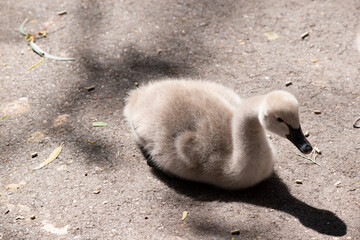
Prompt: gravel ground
<box><xmin>0</xmin><ymin>0</ymin><xmax>359</xmax><ymax>239</ymax></box>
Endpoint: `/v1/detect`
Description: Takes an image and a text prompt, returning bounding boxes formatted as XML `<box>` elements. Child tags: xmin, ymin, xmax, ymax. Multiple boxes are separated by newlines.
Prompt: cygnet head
<box><xmin>259</xmin><ymin>90</ymin><xmax>313</xmax><ymax>154</ymax></box>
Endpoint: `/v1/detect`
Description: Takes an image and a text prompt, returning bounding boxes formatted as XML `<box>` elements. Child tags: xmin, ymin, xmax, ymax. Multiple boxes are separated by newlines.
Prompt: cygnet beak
<box><xmin>286</xmin><ymin>125</ymin><xmax>313</xmax><ymax>154</ymax></box>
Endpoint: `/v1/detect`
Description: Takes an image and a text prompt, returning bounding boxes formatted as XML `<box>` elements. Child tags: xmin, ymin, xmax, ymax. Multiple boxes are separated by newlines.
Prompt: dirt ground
<box><xmin>0</xmin><ymin>0</ymin><xmax>359</xmax><ymax>239</ymax></box>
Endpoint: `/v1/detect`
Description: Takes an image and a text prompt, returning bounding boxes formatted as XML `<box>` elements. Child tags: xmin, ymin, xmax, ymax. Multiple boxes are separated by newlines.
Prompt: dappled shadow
<box><xmin>46</xmin><ymin>0</ymin><xmax>241</xmax><ymax>166</ymax></box>
<box><xmin>68</xmin><ymin>43</ymin><xmax>195</xmax><ymax>166</ymax></box>
<box><xmin>150</xmin><ymin>168</ymin><xmax>347</xmax><ymax>237</ymax></box>
<box><xmin>77</xmin><ymin>45</ymin><xmax>192</xmax><ymax>93</ymax></box>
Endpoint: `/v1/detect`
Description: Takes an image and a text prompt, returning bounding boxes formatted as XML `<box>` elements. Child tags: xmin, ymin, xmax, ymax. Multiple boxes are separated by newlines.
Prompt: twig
<box><xmin>294</xmin><ymin>150</ymin><xmax>322</xmax><ymax>167</ymax></box>
<box><xmin>19</xmin><ymin>17</ymin><xmax>75</xmax><ymax>61</ymax></box>
<box><xmin>28</xmin><ymin>57</ymin><xmax>44</xmax><ymax>70</ymax></box>
<box><xmin>29</xmin><ymin>40</ymin><xmax>74</xmax><ymax>61</ymax></box>
<box><xmin>19</xmin><ymin>18</ymin><xmax>28</xmax><ymax>36</ymax></box>
<box><xmin>32</xmin><ymin>15</ymin><xmax>63</xmax><ymax>39</ymax></box>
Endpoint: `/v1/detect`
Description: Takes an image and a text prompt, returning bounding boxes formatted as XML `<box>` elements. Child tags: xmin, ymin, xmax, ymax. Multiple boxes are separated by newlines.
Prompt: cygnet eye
<box><xmin>277</xmin><ymin>117</ymin><xmax>284</xmax><ymax>123</ymax></box>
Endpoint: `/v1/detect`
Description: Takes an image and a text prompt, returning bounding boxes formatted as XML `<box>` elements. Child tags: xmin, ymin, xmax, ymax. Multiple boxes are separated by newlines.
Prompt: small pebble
<box><xmin>310</xmin><ymin>58</ymin><xmax>319</xmax><ymax>63</ymax></box>
<box><xmin>304</xmin><ymin>131</ymin><xmax>310</xmax><ymax>137</ymax></box>
<box><xmin>314</xmin><ymin>110</ymin><xmax>321</xmax><ymax>114</ymax></box>
<box><xmin>30</xmin><ymin>215</ymin><xmax>36</xmax><ymax>220</ymax></box>
<box><xmin>31</xmin><ymin>152</ymin><xmax>38</xmax><ymax>158</ymax></box>
<box><xmin>314</xmin><ymin>147</ymin><xmax>322</xmax><ymax>154</ymax></box>
<box><xmin>57</xmin><ymin>10</ymin><xmax>67</xmax><ymax>16</ymax></box>
<box><xmin>93</xmin><ymin>188</ymin><xmax>101</xmax><ymax>194</ymax></box>
<box><xmin>295</xmin><ymin>179</ymin><xmax>303</xmax><ymax>184</ymax></box>
<box><xmin>334</xmin><ymin>181</ymin><xmax>342</xmax><ymax>186</ymax></box>
<box><xmin>15</xmin><ymin>216</ymin><xmax>25</xmax><ymax>220</ymax></box>
<box><xmin>301</xmin><ymin>31</ymin><xmax>310</xmax><ymax>39</ymax></box>
<box><xmin>230</xmin><ymin>229</ymin><xmax>240</xmax><ymax>235</ymax></box>
<box><xmin>285</xmin><ymin>81</ymin><xmax>292</xmax><ymax>87</ymax></box>
<box><xmin>134</xmin><ymin>82</ymin><xmax>139</xmax><ymax>87</ymax></box>
<box><xmin>86</xmin><ymin>86</ymin><xmax>95</xmax><ymax>91</ymax></box>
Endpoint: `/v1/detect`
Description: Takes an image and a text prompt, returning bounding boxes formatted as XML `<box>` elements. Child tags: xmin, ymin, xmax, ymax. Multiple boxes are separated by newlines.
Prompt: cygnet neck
<box><xmin>233</xmin><ymin>95</ymin><xmax>265</xmax><ymax>132</ymax></box>
<box><xmin>231</xmin><ymin>94</ymin><xmax>268</xmax><ymax>161</ymax></box>
<box><xmin>225</xmin><ymin>94</ymin><xmax>273</xmax><ymax>188</ymax></box>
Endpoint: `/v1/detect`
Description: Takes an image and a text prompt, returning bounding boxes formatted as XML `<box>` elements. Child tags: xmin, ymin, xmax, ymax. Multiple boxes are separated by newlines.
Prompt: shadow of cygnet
<box><xmin>147</xmin><ymin>161</ymin><xmax>347</xmax><ymax>237</ymax></box>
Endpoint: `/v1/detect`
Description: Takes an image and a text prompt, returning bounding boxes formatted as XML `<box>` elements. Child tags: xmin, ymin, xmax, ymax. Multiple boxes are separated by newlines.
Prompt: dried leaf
<box><xmin>34</xmin><ymin>142</ymin><xmax>64</xmax><ymax>170</ymax></box>
<box><xmin>93</xmin><ymin>122</ymin><xmax>108</xmax><ymax>127</ymax></box>
<box><xmin>181</xmin><ymin>211</ymin><xmax>188</xmax><ymax>221</ymax></box>
<box><xmin>263</xmin><ymin>32</ymin><xmax>279</xmax><ymax>40</ymax></box>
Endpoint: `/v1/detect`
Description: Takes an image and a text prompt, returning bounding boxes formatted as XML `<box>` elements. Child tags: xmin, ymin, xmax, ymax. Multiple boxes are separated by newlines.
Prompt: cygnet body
<box><xmin>124</xmin><ymin>79</ymin><xmax>312</xmax><ymax>189</ymax></box>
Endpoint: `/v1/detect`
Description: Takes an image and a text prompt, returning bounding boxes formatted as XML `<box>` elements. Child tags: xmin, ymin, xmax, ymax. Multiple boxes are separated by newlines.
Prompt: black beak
<box><xmin>286</xmin><ymin>125</ymin><xmax>313</xmax><ymax>154</ymax></box>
